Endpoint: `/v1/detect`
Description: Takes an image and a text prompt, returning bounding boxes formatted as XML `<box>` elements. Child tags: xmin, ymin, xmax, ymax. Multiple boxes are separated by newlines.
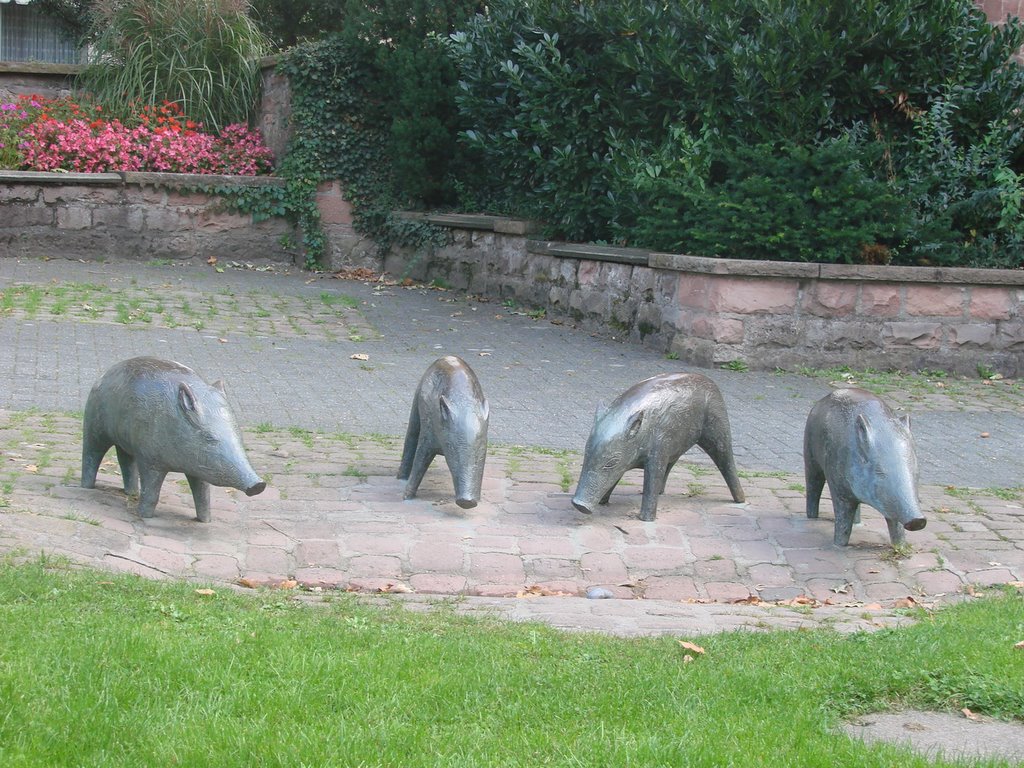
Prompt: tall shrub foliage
<box><xmin>450</xmin><ymin>0</ymin><xmax>1024</xmax><ymax>266</ymax></box>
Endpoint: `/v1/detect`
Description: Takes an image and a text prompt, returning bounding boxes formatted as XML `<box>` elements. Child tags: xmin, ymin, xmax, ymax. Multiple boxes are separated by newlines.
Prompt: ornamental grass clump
<box><xmin>2</xmin><ymin>95</ymin><xmax>273</xmax><ymax>175</ymax></box>
<box><xmin>78</xmin><ymin>0</ymin><xmax>269</xmax><ymax>133</ymax></box>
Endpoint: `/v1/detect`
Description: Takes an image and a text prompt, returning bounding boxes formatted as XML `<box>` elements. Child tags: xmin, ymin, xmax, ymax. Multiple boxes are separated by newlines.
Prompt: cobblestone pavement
<box><xmin>0</xmin><ymin>256</ymin><xmax>1022</xmax><ymax>636</ymax></box>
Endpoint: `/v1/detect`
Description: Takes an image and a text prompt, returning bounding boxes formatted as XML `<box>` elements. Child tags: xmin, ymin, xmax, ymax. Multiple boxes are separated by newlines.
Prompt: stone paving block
<box><xmin>192</xmin><ymin>554</ymin><xmax>241</xmax><ymax>581</ymax></box>
<box><xmin>967</xmin><ymin>568</ymin><xmax>1020</xmax><ymax>586</ymax></box>
<box><xmin>469</xmin><ymin>553</ymin><xmax>526</xmax><ymax>583</ymax></box>
<box><xmin>348</xmin><ymin>555</ymin><xmax>403</xmax><ymax>578</ymax></box>
<box><xmin>730</xmin><ymin>539</ymin><xmax>781</xmax><ymax>565</ymax></box>
<box><xmin>704</xmin><ymin>581</ymin><xmax>753</xmax><ymax>602</ymax></box>
<box><xmin>642</xmin><ymin>576</ymin><xmax>700</xmax><ymax>601</ymax></box>
<box><xmin>518</xmin><ymin>537</ymin><xmax>576</xmax><ymax>557</ymax></box>
<box><xmin>912</xmin><ymin>570</ymin><xmax>966</xmax><ymax>595</ymax></box>
<box><xmin>747</xmin><ymin>563</ymin><xmax>795</xmax><ymax>587</ymax></box>
<box><xmin>245</xmin><ymin>546</ymin><xmax>291</xmax><ymax>575</ymax></box>
<box><xmin>621</xmin><ymin>545</ymin><xmax>691</xmax><ymax>571</ymax></box>
<box><xmin>525</xmin><ymin>558</ymin><xmax>580</xmax><ymax>580</ymax></box>
<box><xmin>409</xmin><ymin>542</ymin><xmax>464</xmax><ymax>572</ymax></box>
<box><xmin>295</xmin><ymin>540</ymin><xmax>341</xmax><ymax>567</ymax></box>
<box><xmin>409</xmin><ymin>574</ymin><xmax>468</xmax><ymax>594</ymax></box>
<box><xmin>579</xmin><ymin>552</ymin><xmax>629</xmax><ymax>584</ymax></box>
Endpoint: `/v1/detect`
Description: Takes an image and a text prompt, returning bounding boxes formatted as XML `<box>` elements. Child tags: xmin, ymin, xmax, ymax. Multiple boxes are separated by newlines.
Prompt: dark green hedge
<box><xmin>448</xmin><ymin>0</ymin><xmax>1024</xmax><ymax>267</ymax></box>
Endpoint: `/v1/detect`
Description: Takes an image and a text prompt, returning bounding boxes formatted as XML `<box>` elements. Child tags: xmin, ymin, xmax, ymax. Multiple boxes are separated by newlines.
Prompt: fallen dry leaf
<box><xmin>732</xmin><ymin>595</ymin><xmax>763</xmax><ymax>605</ymax></box>
<box><xmin>863</xmin><ymin>603</ymin><xmax>884</xmax><ymax>611</ymax></box>
<box><xmin>380</xmin><ymin>582</ymin><xmax>412</xmax><ymax>594</ymax></box>
<box><xmin>1014</xmin><ymin>641</ymin><xmax>1024</xmax><ymax>651</ymax></box>
<box><xmin>682</xmin><ymin>654</ymin><xmax>695</xmax><ymax>664</ymax></box>
<box><xmin>275</xmin><ymin>579</ymin><xmax>298</xmax><ymax>590</ymax></box>
<box><xmin>207</xmin><ymin>256</ymin><xmax>217</xmax><ymax>265</ymax></box>
<box><xmin>678</xmin><ymin>641</ymin><xmax>705</xmax><ymax>655</ymax></box>
<box><xmin>962</xmin><ymin>708</ymin><xmax>980</xmax><ymax>721</ymax></box>
<box><xmin>892</xmin><ymin>596</ymin><xmax>918</xmax><ymax>609</ymax></box>
<box><xmin>237</xmin><ymin>577</ymin><xmax>261</xmax><ymax>589</ymax></box>
<box><xmin>980</xmin><ymin>432</ymin><xmax>991</xmax><ymax>438</ymax></box>
<box><xmin>195</xmin><ymin>588</ymin><xmax>216</xmax><ymax>596</ymax></box>
<box><xmin>350</xmin><ymin>353</ymin><xmax>370</xmax><ymax>361</ymax></box>
<box><xmin>517</xmin><ymin>584</ymin><xmax>573</xmax><ymax>598</ymax></box>
<box><xmin>778</xmin><ymin>595</ymin><xmax>818</xmax><ymax>607</ymax></box>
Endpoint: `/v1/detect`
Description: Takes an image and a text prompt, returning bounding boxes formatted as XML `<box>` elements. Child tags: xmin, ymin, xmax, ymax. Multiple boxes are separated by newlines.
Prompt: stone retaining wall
<box><xmin>0</xmin><ymin>170</ymin><xmax>298</xmax><ymax>264</ymax></box>
<box><xmin>385</xmin><ymin>214</ymin><xmax>1024</xmax><ymax>377</ymax></box>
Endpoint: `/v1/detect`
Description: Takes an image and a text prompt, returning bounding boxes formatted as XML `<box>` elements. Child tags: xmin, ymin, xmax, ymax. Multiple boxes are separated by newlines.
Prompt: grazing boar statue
<box><xmin>81</xmin><ymin>357</ymin><xmax>266</xmax><ymax>522</ymax></box>
<box><xmin>572</xmin><ymin>373</ymin><xmax>745</xmax><ymax>521</ymax></box>
<box><xmin>803</xmin><ymin>387</ymin><xmax>927</xmax><ymax>546</ymax></box>
<box><xmin>398</xmin><ymin>356</ymin><xmax>489</xmax><ymax>509</ymax></box>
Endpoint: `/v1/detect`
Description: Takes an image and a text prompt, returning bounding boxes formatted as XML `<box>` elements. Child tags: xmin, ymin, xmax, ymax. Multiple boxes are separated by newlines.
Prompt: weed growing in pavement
<box><xmin>287</xmin><ymin>427</ymin><xmax>316</xmax><ymax>449</ymax></box>
<box><xmin>682</xmin><ymin>462</ymin><xmax>712</xmax><ymax>478</ymax></box>
<box><xmin>59</xmin><ymin>513</ymin><xmax>100</xmax><ymax>526</ymax></box>
<box><xmin>793</xmin><ymin>364</ymin><xmax>1023</xmax><ymax>402</ymax></box>
<box><xmin>880</xmin><ymin>542</ymin><xmax>914</xmax><ymax>561</ymax></box>
<box><xmin>320</xmin><ymin>292</ymin><xmax>360</xmax><ymax>309</ymax></box>
<box><xmin>737</xmin><ymin>470</ymin><xmax>789</xmax><ymax>480</ymax></box>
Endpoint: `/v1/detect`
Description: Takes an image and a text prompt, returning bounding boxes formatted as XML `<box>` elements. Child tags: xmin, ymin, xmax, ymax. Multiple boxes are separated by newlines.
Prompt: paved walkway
<box><xmin>0</xmin><ymin>256</ymin><xmax>1022</xmax><ymax>636</ymax></box>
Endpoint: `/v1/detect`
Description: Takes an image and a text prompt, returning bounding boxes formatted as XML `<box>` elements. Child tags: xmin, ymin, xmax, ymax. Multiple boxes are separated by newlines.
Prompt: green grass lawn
<box><xmin>0</xmin><ymin>558</ymin><xmax>1021</xmax><ymax>767</ymax></box>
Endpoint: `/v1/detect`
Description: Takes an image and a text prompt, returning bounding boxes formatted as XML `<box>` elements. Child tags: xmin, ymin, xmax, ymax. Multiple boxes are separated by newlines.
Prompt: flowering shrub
<box><xmin>0</xmin><ymin>96</ymin><xmax>274</xmax><ymax>175</ymax></box>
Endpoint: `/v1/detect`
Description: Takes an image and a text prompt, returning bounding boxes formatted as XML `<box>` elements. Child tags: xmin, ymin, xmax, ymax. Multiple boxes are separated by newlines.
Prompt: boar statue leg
<box><xmin>115</xmin><ymin>446</ymin><xmax>139</xmax><ymax>495</ymax></box>
<box><xmin>698</xmin><ymin>434</ymin><xmax>745</xmax><ymax>503</ymax></box>
<box><xmin>885</xmin><ymin>516</ymin><xmax>907</xmax><ymax>547</ymax></box>
<box><xmin>397</xmin><ymin>402</ymin><xmax>420</xmax><ymax>483</ymax></box>
<box><xmin>402</xmin><ymin>432</ymin><xmax>440</xmax><ymax>501</ymax></box>
<box><xmin>639</xmin><ymin>453</ymin><xmax>671</xmax><ymax>522</ymax></box>
<box><xmin>659</xmin><ymin>460</ymin><xmax>677</xmax><ymax>495</ymax></box>
<box><xmin>80</xmin><ymin>432</ymin><xmax>112</xmax><ymax>491</ymax></box>
<box><xmin>832</xmin><ymin>493</ymin><xmax>859</xmax><ymax>547</ymax></box>
<box><xmin>187</xmin><ymin>475</ymin><xmax>212</xmax><ymax>523</ymax></box>
<box><xmin>136</xmin><ymin>466</ymin><xmax>168</xmax><ymax>519</ymax></box>
<box><xmin>804</xmin><ymin>457</ymin><xmax>825</xmax><ymax>520</ymax></box>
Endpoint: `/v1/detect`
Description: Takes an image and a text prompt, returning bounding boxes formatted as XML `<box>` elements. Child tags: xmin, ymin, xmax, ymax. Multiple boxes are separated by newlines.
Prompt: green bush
<box><xmin>449</xmin><ymin>0</ymin><xmax>1024</xmax><ymax>265</ymax></box>
<box><xmin>351</xmin><ymin>0</ymin><xmax>479</xmax><ymax>207</ymax></box>
<box><xmin>634</xmin><ymin>135</ymin><xmax>909</xmax><ymax>264</ymax></box>
<box><xmin>893</xmin><ymin>97</ymin><xmax>1024</xmax><ymax>267</ymax></box>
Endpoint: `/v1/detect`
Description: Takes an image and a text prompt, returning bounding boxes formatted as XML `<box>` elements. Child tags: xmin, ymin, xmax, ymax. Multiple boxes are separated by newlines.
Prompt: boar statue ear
<box><xmin>211</xmin><ymin>379</ymin><xmax>226</xmax><ymax>395</ymax></box>
<box><xmin>481</xmin><ymin>398</ymin><xmax>490</xmax><ymax>422</ymax></box>
<box><xmin>625</xmin><ymin>410</ymin><xmax>644</xmax><ymax>440</ymax></box>
<box><xmin>177</xmin><ymin>382</ymin><xmax>201</xmax><ymax>425</ymax></box>
<box><xmin>593</xmin><ymin>401</ymin><xmax>608</xmax><ymax>425</ymax></box>
<box><xmin>898</xmin><ymin>413</ymin><xmax>911</xmax><ymax>432</ymax></box>
<box><xmin>439</xmin><ymin>395</ymin><xmax>453</xmax><ymax>424</ymax></box>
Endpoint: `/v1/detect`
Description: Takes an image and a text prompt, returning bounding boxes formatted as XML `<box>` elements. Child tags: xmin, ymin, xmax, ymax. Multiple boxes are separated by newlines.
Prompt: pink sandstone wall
<box><xmin>0</xmin><ymin>171</ymin><xmax>298</xmax><ymax>264</ymax></box>
<box><xmin>382</xmin><ymin>216</ymin><xmax>1024</xmax><ymax>378</ymax></box>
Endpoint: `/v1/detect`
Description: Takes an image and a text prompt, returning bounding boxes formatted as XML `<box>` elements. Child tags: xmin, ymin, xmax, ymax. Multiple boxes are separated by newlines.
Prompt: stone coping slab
<box><xmin>1</xmin><ymin>170</ymin><xmax>285</xmax><ymax>188</ymax></box>
<box><xmin>528</xmin><ymin>240</ymin><xmax>650</xmax><ymax>265</ymax></box>
<box><xmin>391</xmin><ymin>211</ymin><xmax>1024</xmax><ymax>284</ymax></box>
